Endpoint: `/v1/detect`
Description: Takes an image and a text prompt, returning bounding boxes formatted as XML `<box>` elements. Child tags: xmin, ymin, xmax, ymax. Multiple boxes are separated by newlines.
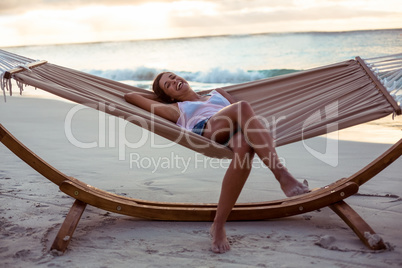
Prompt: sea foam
<box><xmin>85</xmin><ymin>66</ymin><xmax>299</xmax><ymax>85</ymax></box>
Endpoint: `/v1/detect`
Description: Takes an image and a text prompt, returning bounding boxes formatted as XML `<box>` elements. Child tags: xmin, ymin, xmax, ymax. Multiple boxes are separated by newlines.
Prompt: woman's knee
<box><xmin>234</xmin><ymin>101</ymin><xmax>254</xmax><ymax>119</ymax></box>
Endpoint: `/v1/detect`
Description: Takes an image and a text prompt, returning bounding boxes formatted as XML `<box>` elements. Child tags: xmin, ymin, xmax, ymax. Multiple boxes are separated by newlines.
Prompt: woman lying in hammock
<box><xmin>124</xmin><ymin>72</ymin><xmax>309</xmax><ymax>254</ymax></box>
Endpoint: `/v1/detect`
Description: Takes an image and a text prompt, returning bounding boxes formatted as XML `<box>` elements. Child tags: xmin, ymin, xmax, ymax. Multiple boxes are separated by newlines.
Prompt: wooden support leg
<box><xmin>51</xmin><ymin>199</ymin><xmax>87</xmax><ymax>252</ymax></box>
<box><xmin>329</xmin><ymin>200</ymin><xmax>386</xmax><ymax>250</ymax></box>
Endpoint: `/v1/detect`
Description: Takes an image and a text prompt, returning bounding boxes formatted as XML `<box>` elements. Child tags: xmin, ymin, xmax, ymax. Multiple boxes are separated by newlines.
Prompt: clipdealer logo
<box><xmin>63</xmin><ymin>100</ymin><xmax>340</xmax><ymax>168</ymax></box>
<box><xmin>302</xmin><ymin>101</ymin><xmax>339</xmax><ymax>167</ymax></box>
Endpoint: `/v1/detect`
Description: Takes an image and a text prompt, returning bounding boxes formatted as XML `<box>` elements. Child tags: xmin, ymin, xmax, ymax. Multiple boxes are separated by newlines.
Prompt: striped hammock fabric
<box><xmin>1</xmin><ymin>49</ymin><xmax>401</xmax><ymax>159</ymax></box>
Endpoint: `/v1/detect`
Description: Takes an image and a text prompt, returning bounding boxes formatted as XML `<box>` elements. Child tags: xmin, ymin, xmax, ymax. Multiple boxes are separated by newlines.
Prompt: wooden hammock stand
<box><xmin>1</xmin><ymin>53</ymin><xmax>401</xmax><ymax>252</ymax></box>
<box><xmin>1</xmin><ymin>124</ymin><xmax>401</xmax><ymax>252</ymax></box>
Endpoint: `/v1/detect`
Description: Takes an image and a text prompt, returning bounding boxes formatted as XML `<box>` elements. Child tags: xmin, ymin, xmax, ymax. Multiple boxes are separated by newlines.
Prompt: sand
<box><xmin>0</xmin><ymin>96</ymin><xmax>401</xmax><ymax>268</ymax></box>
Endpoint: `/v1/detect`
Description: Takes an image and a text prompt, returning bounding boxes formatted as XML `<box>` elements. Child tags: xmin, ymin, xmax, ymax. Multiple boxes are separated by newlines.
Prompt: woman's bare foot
<box><xmin>210</xmin><ymin>223</ymin><xmax>230</xmax><ymax>253</ymax></box>
<box><xmin>277</xmin><ymin>169</ymin><xmax>309</xmax><ymax>197</ymax></box>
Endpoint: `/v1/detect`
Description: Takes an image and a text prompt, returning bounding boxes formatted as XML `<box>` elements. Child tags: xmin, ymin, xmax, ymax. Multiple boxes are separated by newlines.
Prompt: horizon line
<box><xmin>2</xmin><ymin>27</ymin><xmax>401</xmax><ymax>49</ymax></box>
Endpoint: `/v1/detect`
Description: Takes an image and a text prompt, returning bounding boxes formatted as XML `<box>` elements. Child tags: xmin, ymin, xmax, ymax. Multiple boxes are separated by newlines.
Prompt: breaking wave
<box><xmin>85</xmin><ymin>66</ymin><xmax>300</xmax><ymax>84</ymax></box>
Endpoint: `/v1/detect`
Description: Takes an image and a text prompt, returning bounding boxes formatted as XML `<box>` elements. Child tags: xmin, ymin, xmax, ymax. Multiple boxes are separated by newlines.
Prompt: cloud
<box><xmin>0</xmin><ymin>2</ymin><xmax>178</xmax><ymax>46</ymax></box>
<box><xmin>0</xmin><ymin>0</ymin><xmax>172</xmax><ymax>14</ymax></box>
<box><xmin>0</xmin><ymin>0</ymin><xmax>401</xmax><ymax>47</ymax></box>
<box><xmin>205</xmin><ymin>0</ymin><xmax>296</xmax><ymax>12</ymax></box>
<box><xmin>168</xmin><ymin>4</ymin><xmax>400</xmax><ymax>28</ymax></box>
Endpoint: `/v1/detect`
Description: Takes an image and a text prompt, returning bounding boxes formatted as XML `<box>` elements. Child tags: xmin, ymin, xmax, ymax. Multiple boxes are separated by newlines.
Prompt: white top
<box><xmin>176</xmin><ymin>90</ymin><xmax>231</xmax><ymax>131</ymax></box>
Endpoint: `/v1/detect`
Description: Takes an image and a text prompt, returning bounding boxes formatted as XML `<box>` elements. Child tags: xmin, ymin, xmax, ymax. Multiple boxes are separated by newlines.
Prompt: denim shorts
<box><xmin>192</xmin><ymin>118</ymin><xmax>209</xmax><ymax>136</ymax></box>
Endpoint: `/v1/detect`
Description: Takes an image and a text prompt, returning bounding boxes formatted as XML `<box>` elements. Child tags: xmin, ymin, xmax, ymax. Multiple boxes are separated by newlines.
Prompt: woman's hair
<box><xmin>152</xmin><ymin>72</ymin><xmax>174</xmax><ymax>103</ymax></box>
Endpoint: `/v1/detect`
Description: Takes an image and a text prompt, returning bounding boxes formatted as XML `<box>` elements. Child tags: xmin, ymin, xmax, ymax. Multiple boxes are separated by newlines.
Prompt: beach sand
<box><xmin>0</xmin><ymin>96</ymin><xmax>401</xmax><ymax>268</ymax></box>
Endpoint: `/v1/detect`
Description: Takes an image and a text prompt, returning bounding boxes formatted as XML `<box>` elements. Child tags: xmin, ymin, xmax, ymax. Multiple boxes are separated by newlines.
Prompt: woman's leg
<box><xmin>203</xmin><ymin>101</ymin><xmax>309</xmax><ymax>197</ymax></box>
<box><xmin>210</xmin><ymin>131</ymin><xmax>255</xmax><ymax>253</ymax></box>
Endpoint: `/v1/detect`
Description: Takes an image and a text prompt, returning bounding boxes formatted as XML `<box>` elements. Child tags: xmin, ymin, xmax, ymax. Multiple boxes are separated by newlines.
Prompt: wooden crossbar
<box><xmin>4</xmin><ymin>60</ymin><xmax>48</xmax><ymax>79</ymax></box>
<box><xmin>356</xmin><ymin>56</ymin><xmax>401</xmax><ymax>115</ymax></box>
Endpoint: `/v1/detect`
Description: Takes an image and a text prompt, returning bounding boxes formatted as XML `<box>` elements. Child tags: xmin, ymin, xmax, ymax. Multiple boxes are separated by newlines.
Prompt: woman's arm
<box><xmin>215</xmin><ymin>88</ymin><xmax>237</xmax><ymax>104</ymax></box>
<box><xmin>124</xmin><ymin>92</ymin><xmax>180</xmax><ymax>123</ymax></box>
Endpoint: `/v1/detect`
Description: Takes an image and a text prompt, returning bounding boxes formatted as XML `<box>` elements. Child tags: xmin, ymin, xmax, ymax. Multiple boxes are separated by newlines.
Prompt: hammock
<box><xmin>1</xmin><ymin>49</ymin><xmax>401</xmax><ymax>159</ymax></box>
<box><xmin>1</xmin><ymin>49</ymin><xmax>401</xmax><ymax>252</ymax></box>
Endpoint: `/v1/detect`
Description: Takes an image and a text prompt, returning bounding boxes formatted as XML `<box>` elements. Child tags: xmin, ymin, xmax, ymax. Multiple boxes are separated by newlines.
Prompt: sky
<box><xmin>0</xmin><ymin>0</ymin><xmax>401</xmax><ymax>47</ymax></box>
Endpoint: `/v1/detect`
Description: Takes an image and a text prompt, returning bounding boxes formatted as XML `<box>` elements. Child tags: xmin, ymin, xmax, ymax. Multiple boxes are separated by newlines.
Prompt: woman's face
<box><xmin>158</xmin><ymin>72</ymin><xmax>190</xmax><ymax>101</ymax></box>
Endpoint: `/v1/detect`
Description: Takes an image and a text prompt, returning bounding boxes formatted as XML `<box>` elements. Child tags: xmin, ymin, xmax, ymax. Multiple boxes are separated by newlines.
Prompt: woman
<box><xmin>124</xmin><ymin>72</ymin><xmax>309</xmax><ymax>253</ymax></box>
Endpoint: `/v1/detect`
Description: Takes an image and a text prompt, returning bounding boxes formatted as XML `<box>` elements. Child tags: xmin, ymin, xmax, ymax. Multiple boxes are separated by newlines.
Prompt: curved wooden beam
<box><xmin>347</xmin><ymin>138</ymin><xmax>402</xmax><ymax>186</ymax></box>
<box><xmin>59</xmin><ymin>178</ymin><xmax>358</xmax><ymax>221</ymax></box>
<box><xmin>1</xmin><ymin>123</ymin><xmax>399</xmax><ymax>251</ymax></box>
<box><xmin>1</xmin><ymin>124</ymin><xmax>400</xmax><ymax>216</ymax></box>
<box><xmin>0</xmin><ymin>124</ymin><xmax>68</xmax><ymax>186</ymax></box>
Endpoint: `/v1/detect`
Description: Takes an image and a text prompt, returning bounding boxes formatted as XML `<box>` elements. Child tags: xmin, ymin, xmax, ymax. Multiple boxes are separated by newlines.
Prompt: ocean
<box><xmin>3</xmin><ymin>29</ymin><xmax>402</xmax><ymax>92</ymax></box>
<box><xmin>2</xmin><ymin>29</ymin><xmax>402</xmax><ymax>144</ymax></box>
